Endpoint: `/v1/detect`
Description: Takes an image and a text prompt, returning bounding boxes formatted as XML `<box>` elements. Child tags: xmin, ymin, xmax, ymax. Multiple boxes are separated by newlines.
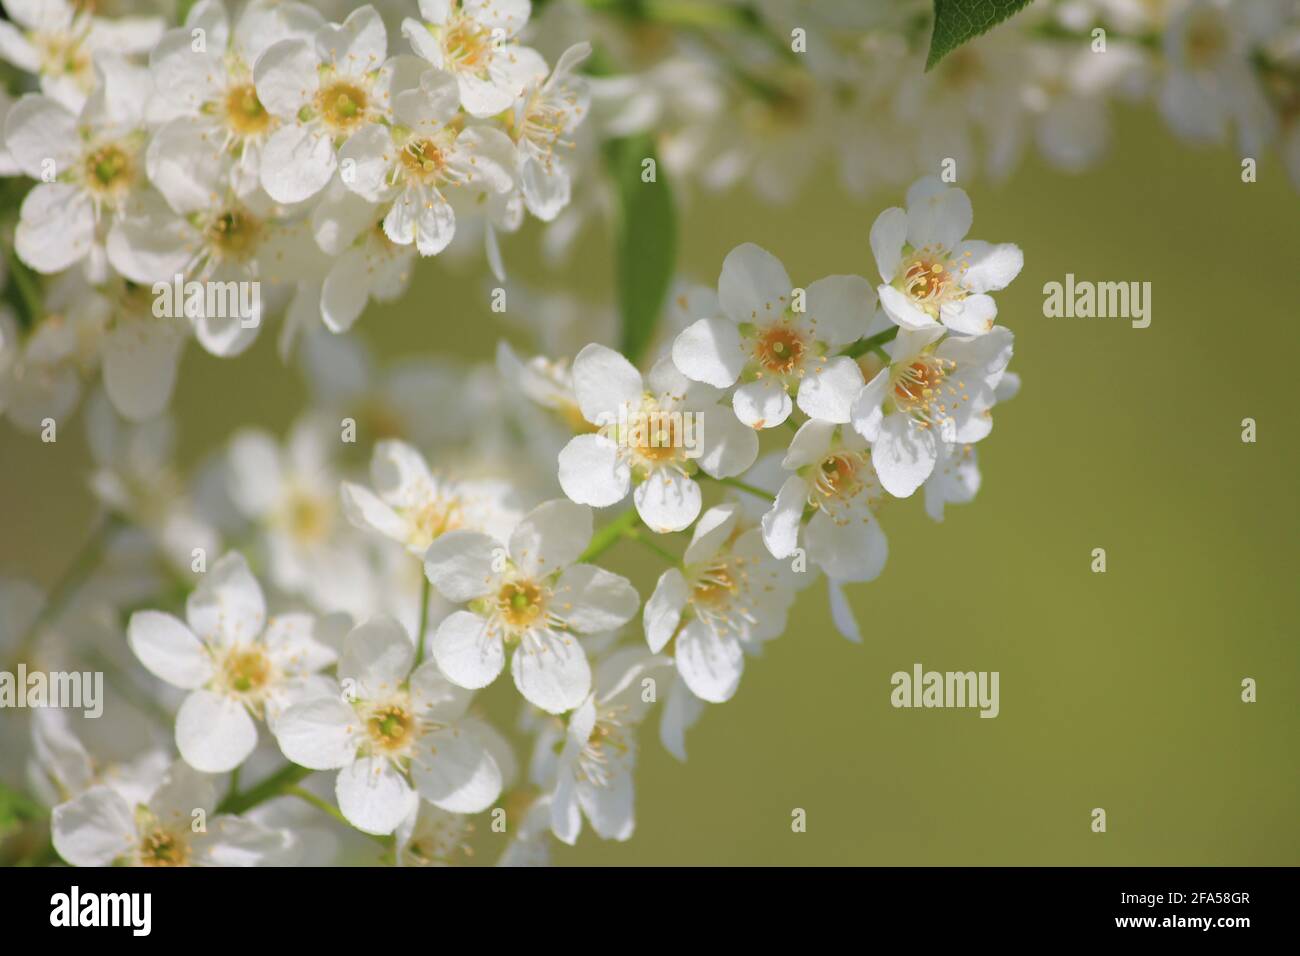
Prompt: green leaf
<box><xmin>925</xmin><ymin>0</ymin><xmax>1034</xmax><ymax>71</ymax></box>
<box><xmin>605</xmin><ymin>133</ymin><xmax>676</xmax><ymax>367</ymax></box>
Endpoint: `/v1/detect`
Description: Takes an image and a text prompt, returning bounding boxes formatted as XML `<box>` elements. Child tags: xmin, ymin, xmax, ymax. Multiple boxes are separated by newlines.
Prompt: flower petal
<box><xmin>633</xmin><ymin>469</ymin><xmax>701</xmax><ymax>533</ymax></box>
<box><xmin>410</xmin><ymin>725</ymin><xmax>502</xmax><ymax>813</ymax></box>
<box><xmin>511</xmin><ymin>629</ymin><xmax>591</xmax><ymax>714</ymax></box>
<box><xmin>510</xmin><ymin>498</ymin><xmax>592</xmax><ymax>579</ymax></box>
<box><xmin>273</xmin><ymin>696</ymin><xmax>358</xmax><ymax>769</ymax></box>
<box><xmin>553</xmin><ymin>563</ymin><xmax>640</xmax><ymax>633</ymax></box>
<box><xmin>128</xmin><ymin>610</ymin><xmax>213</xmax><ymax>689</ymax></box>
<box><xmin>558</xmin><ymin>434</ymin><xmax>631</xmax><ymax>508</ymax></box>
<box><xmin>675</xmin><ymin>618</ymin><xmax>743</xmax><ymax>703</ymax></box>
<box><xmin>671</xmin><ymin>316</ymin><xmax>745</xmax><ymax>388</ymax></box>
<box><xmin>336</xmin><ymin>756</ymin><xmax>417</xmax><ymax>835</ymax></box>
<box><xmin>175</xmin><ymin>689</ymin><xmax>258</xmax><ymax>773</ymax></box>
<box><xmin>432</xmin><ymin>610</ymin><xmax>505</xmax><ymax>689</ymax></box>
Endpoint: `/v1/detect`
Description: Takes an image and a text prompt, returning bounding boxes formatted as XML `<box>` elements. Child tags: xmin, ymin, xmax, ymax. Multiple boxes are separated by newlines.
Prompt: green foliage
<box><xmin>926</xmin><ymin>0</ymin><xmax>1035</xmax><ymax>70</ymax></box>
<box><xmin>604</xmin><ymin>134</ymin><xmax>676</xmax><ymax>367</ymax></box>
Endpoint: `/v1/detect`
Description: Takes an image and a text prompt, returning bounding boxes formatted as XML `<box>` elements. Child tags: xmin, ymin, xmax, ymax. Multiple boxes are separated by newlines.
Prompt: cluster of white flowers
<box><xmin>2</xmin><ymin>168</ymin><xmax>1024</xmax><ymax>864</ymax></box>
<box><xmin>3</xmin><ymin>0</ymin><xmax>1294</xmax><ymax>435</ymax></box>
<box><xmin>0</xmin><ymin>0</ymin><xmax>590</xmax><ymax>428</ymax></box>
<box><xmin>522</xmin><ymin>0</ymin><xmax>1300</xmax><ymax>262</ymax></box>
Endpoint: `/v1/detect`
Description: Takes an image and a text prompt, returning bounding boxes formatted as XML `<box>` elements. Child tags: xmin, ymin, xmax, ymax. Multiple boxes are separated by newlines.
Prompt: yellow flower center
<box><xmin>692</xmin><ymin>563</ymin><xmax>739</xmax><ymax>609</ymax></box>
<box><xmin>284</xmin><ymin>490</ymin><xmax>331</xmax><ymax>543</ymax></box>
<box><xmin>497</xmin><ymin>580</ymin><xmax>546</xmax><ymax>630</ymax></box>
<box><xmin>221</xmin><ymin>646</ymin><xmax>273</xmax><ymax>695</ymax></box>
<box><xmin>1185</xmin><ymin>10</ymin><xmax>1229</xmax><ymax>68</ymax></box>
<box><xmin>84</xmin><ymin>144</ymin><xmax>133</xmax><ymax>197</ymax></box>
<box><xmin>224</xmin><ymin>83</ymin><xmax>272</xmax><ymax>137</ymax></box>
<box><xmin>206</xmin><ymin>208</ymin><xmax>262</xmax><ymax>261</ymax></box>
<box><xmin>138</xmin><ymin>828</ymin><xmax>189</xmax><ymax>867</ymax></box>
<box><xmin>317</xmin><ymin>80</ymin><xmax>369</xmax><ymax>133</ymax></box>
<box><xmin>400</xmin><ymin>138</ymin><xmax>450</xmax><ymax>183</ymax></box>
<box><xmin>813</xmin><ymin>452</ymin><xmax>864</xmax><ymax>502</ymax></box>
<box><xmin>753</xmin><ymin>324</ymin><xmax>807</xmax><ymax>375</ymax></box>
<box><xmin>408</xmin><ymin>496</ymin><xmax>463</xmax><ymax>550</ymax></box>
<box><xmin>441</xmin><ymin>19</ymin><xmax>494</xmax><ymax>71</ymax></box>
<box><xmin>367</xmin><ymin>703</ymin><xmax>415</xmax><ymax>753</ymax></box>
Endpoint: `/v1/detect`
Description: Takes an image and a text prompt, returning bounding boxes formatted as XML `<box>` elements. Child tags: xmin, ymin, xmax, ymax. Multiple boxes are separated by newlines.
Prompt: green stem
<box><xmin>223</xmin><ymin>767</ymin><xmax>241</xmax><ymax>807</ymax></box>
<box><xmin>839</xmin><ymin>326</ymin><xmax>899</xmax><ymax>360</ymax></box>
<box><xmin>578</xmin><ymin>508</ymin><xmax>640</xmax><ymax>563</ymax></box>
<box><xmin>6</xmin><ymin>249</ymin><xmax>43</xmax><ymax>328</ymax></box>
<box><xmin>17</xmin><ymin>513</ymin><xmax>120</xmax><ymax>657</ymax></box>
<box><xmin>216</xmin><ymin>763</ymin><xmax>312</xmax><ymax>815</ymax></box>
<box><xmin>283</xmin><ymin>786</ymin><xmax>393</xmax><ymax>848</ymax></box>
<box><xmin>625</xmin><ymin>528</ymin><xmax>682</xmax><ymax>567</ymax></box>
<box><xmin>1029</xmin><ymin>20</ymin><xmax>1159</xmax><ymax>51</ymax></box>
<box><xmin>710</xmin><ymin>475</ymin><xmax>776</xmax><ymax>501</ymax></box>
<box><xmin>413</xmin><ymin>573</ymin><xmax>431</xmax><ymax>668</ymax></box>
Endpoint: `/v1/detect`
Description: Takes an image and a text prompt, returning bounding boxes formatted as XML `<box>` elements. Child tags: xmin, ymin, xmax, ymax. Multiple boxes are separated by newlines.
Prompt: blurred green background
<box><xmin>2</xmin><ymin>104</ymin><xmax>1297</xmax><ymax>865</ymax></box>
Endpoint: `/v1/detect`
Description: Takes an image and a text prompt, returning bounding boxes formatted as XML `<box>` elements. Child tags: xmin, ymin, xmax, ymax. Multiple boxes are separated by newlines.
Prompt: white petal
<box><xmin>643</xmin><ymin>568</ymin><xmax>687</xmax><ymax>653</ymax></box>
<box><xmin>410</xmin><ymin>726</ymin><xmax>502</xmax><ymax>813</ymax></box>
<box><xmin>226</xmin><ymin>429</ymin><xmax>283</xmax><ymax>519</ymax></box>
<box><xmin>456</xmin><ymin>70</ymin><xmax>514</xmax><ymax>117</ymax></box>
<box><xmin>51</xmin><ymin>786</ymin><xmax>135</xmax><ymax>866</ymax></box>
<box><xmin>102</xmin><ymin>316</ymin><xmax>185</xmax><ymax>422</ymax></box>
<box><xmin>340</xmin><ymin>615</ymin><xmax>414</xmax><ymax>699</ymax></box>
<box><xmin>940</xmin><ymin>293</ymin><xmax>997</xmax><ymax>336</ymax></box>
<box><xmin>718</xmin><ymin>243</ymin><xmax>791</xmax><ymax>323</ymax></box>
<box><xmin>414</xmin><ymin>192</ymin><xmax>456</xmax><ymax>256</ymax></box>
<box><xmin>906</xmin><ymin>179</ymin><xmax>971</xmax><ymax>250</ymax></box>
<box><xmin>557</xmin><ymin>434</ymin><xmax>631</xmax><ymax>508</ymax></box>
<box><xmin>878</xmin><ymin>285</ymin><xmax>940</xmax><ymax>331</ymax></box>
<box><xmin>805</xmin><ymin>275</ymin><xmax>876</xmax><ymax>346</ymax></box>
<box><xmin>432</xmin><ymin>610</ymin><xmax>505</xmax><ymax>689</ymax></box>
<box><xmin>175</xmin><ymin>689</ymin><xmax>258</xmax><ymax>773</ymax></box>
<box><xmin>849</xmin><ymin>368</ymin><xmax>890</xmax><ymax>442</ymax></box>
<box><xmin>423</xmin><ymin>530</ymin><xmax>500</xmax><ymax>602</ymax></box>
<box><xmin>520</xmin><ymin>157</ymin><xmax>570</xmax><ymax>221</ymax></box>
<box><xmin>696</xmin><ymin>405</ymin><xmax>759</xmax><ymax>478</ymax></box>
<box><xmin>577</xmin><ymin>770</ymin><xmax>635</xmax><ymax>841</ymax></box>
<box><xmin>827</xmin><ymin>579</ymin><xmax>862</xmax><ymax>643</ymax></box>
<box><xmin>260</xmin><ymin>125</ymin><xmax>336</xmax><ymax>204</ymax></box>
<box><xmin>572</xmin><ymin>342</ymin><xmax>643</xmax><ymax>426</ymax></box>
<box><xmin>273</xmin><ymin>696</ymin><xmax>357</xmax><ymax>769</ymax></box>
<box><xmin>732</xmin><ymin>379</ymin><xmax>791</xmax><ymax>429</ymax></box>
<box><xmin>872</xmin><ymin>414</ymin><xmax>938</xmax><ymax>498</ymax></box>
<box><xmin>193</xmin><ymin>816</ymin><xmax>293</xmax><ymax>866</ymax></box>
<box><xmin>633</xmin><ymin>469</ymin><xmax>701</xmax><ymax>533</ymax></box>
<box><xmin>370</xmin><ymin>438</ymin><xmax>431</xmax><ymax>506</ymax></box>
<box><xmin>869</xmin><ymin>206</ymin><xmax>907</xmax><ymax>282</ymax></box>
<box><xmin>660</xmin><ymin>673</ymin><xmax>705</xmax><ymax>761</ymax></box>
<box><xmin>806</xmin><ymin>509</ymin><xmax>888</xmax><ymax>583</ymax></box>
<box><xmin>186</xmin><ymin>552</ymin><xmax>265</xmax><ymax>645</ymax></box>
<box><xmin>15</xmin><ymin>183</ymin><xmax>93</xmax><ymax>273</ymax></box>
<box><xmin>671</xmin><ymin>316</ymin><xmax>744</xmax><ymax>388</ymax></box>
<box><xmin>511</xmin><ymin>629</ymin><xmax>591</xmax><ymax>714</ymax></box>
<box><xmin>320</xmin><ymin>248</ymin><xmax>370</xmax><ymax>332</ymax></box>
<box><xmin>675</xmin><ymin>618</ymin><xmax>744</xmax><ymax>703</ymax></box>
<box><xmin>956</xmin><ymin>240</ymin><xmax>1023</xmax><ymax>293</ymax></box>
<box><xmin>2</xmin><ymin>95</ymin><xmax>78</xmax><ymax>175</ymax></box>
<box><xmin>796</xmin><ymin>356</ymin><xmax>864</xmax><ymax>424</ymax></box>
<box><xmin>340</xmin><ymin>481</ymin><xmax>408</xmax><ymax>542</ymax></box>
<box><xmin>128</xmin><ymin>610</ymin><xmax>213</xmax><ymax>689</ymax></box>
<box><xmin>336</xmin><ymin>756</ymin><xmax>417</xmax><ymax>835</ymax></box>
<box><xmin>338</xmin><ymin>123</ymin><xmax>392</xmax><ymax>201</ymax></box>
<box><xmin>315</xmin><ymin>5</ymin><xmax>387</xmax><ymax>74</ymax></box>
<box><xmin>761</xmin><ymin>475</ymin><xmax>806</xmax><ymax>559</ymax></box>
<box><xmin>510</xmin><ymin>498</ymin><xmax>592</xmax><ymax>579</ymax></box>
<box><xmin>553</xmin><ymin>564</ymin><xmax>640</xmax><ymax>633</ymax></box>
<box><xmin>253</xmin><ymin>38</ymin><xmax>318</xmax><ymax>118</ymax></box>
